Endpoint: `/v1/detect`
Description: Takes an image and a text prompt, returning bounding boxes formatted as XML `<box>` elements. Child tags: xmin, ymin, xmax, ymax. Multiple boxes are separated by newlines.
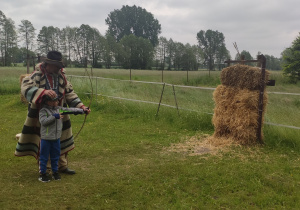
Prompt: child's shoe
<box><xmin>52</xmin><ymin>172</ymin><xmax>61</xmax><ymax>181</ymax></box>
<box><xmin>38</xmin><ymin>173</ymin><xmax>51</xmax><ymax>183</ymax></box>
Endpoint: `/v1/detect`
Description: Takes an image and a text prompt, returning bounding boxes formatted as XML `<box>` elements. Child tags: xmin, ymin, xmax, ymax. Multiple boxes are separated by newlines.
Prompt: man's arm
<box><xmin>21</xmin><ymin>73</ymin><xmax>44</xmax><ymax>104</ymax></box>
<box><xmin>64</xmin><ymin>81</ymin><xmax>84</xmax><ymax>108</ymax></box>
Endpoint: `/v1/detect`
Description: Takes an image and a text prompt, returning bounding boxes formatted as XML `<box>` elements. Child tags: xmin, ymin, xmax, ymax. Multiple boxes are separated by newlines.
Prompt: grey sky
<box><xmin>1</xmin><ymin>0</ymin><xmax>299</xmax><ymax>58</ymax></box>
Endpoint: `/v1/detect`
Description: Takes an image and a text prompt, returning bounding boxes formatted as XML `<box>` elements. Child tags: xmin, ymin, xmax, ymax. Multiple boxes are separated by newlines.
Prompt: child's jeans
<box><xmin>39</xmin><ymin>139</ymin><xmax>60</xmax><ymax>174</ymax></box>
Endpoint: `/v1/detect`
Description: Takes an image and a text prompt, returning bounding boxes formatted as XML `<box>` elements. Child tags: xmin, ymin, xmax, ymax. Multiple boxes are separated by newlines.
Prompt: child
<box><xmin>39</xmin><ymin>95</ymin><xmax>85</xmax><ymax>182</ymax></box>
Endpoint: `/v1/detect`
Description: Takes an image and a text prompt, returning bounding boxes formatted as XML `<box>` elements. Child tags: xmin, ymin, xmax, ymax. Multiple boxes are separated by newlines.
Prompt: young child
<box><xmin>39</xmin><ymin>95</ymin><xmax>85</xmax><ymax>182</ymax></box>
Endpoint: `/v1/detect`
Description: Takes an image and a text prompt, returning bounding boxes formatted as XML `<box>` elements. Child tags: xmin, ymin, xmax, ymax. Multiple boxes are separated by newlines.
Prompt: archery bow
<box><xmin>73</xmin><ymin>67</ymin><xmax>93</xmax><ymax>140</ymax></box>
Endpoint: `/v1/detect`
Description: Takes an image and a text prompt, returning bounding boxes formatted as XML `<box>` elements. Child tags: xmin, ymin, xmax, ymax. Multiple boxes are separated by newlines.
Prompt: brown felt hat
<box><xmin>42</xmin><ymin>51</ymin><xmax>65</xmax><ymax>68</ymax></box>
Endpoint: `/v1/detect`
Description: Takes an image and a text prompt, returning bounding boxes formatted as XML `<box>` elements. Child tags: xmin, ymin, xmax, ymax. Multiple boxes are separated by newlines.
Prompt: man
<box><xmin>15</xmin><ymin>50</ymin><xmax>91</xmax><ymax>175</ymax></box>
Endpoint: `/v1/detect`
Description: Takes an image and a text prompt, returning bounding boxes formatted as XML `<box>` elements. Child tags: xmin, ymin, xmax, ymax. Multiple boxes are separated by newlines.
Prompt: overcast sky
<box><xmin>1</xmin><ymin>0</ymin><xmax>299</xmax><ymax>58</ymax></box>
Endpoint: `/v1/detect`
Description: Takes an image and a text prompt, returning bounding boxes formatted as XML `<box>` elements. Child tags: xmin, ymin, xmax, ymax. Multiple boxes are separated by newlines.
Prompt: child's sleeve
<box><xmin>39</xmin><ymin>109</ymin><xmax>56</xmax><ymax>126</ymax></box>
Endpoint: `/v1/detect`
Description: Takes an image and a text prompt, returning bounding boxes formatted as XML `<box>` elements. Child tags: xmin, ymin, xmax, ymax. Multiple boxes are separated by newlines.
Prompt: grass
<box><xmin>1</xmin><ymin>66</ymin><xmax>300</xmax><ymax>209</ymax></box>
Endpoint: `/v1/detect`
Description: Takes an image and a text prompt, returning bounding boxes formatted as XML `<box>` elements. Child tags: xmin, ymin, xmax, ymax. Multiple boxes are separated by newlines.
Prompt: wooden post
<box><xmin>187</xmin><ymin>69</ymin><xmax>189</xmax><ymax>83</ymax></box>
<box><xmin>241</xmin><ymin>55</ymin><xmax>245</xmax><ymax>65</ymax></box>
<box><xmin>226</xmin><ymin>58</ymin><xmax>231</xmax><ymax>67</ymax></box>
<box><xmin>256</xmin><ymin>54</ymin><xmax>266</xmax><ymax>144</ymax></box>
<box><xmin>95</xmin><ymin>76</ymin><xmax>98</xmax><ymax>104</ymax></box>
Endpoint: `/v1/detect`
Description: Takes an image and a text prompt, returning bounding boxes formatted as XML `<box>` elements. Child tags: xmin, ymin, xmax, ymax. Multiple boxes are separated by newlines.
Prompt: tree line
<box><xmin>0</xmin><ymin>6</ymin><xmax>286</xmax><ymax>73</ymax></box>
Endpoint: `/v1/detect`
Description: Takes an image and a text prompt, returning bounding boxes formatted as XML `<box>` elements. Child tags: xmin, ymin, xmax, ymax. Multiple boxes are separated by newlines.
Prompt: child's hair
<box><xmin>42</xmin><ymin>95</ymin><xmax>58</xmax><ymax>104</ymax></box>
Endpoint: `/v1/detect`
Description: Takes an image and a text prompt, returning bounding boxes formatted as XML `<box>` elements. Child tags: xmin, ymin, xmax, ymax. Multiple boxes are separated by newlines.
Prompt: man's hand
<box><xmin>81</xmin><ymin>105</ymin><xmax>91</xmax><ymax>115</ymax></box>
<box><xmin>44</xmin><ymin>90</ymin><xmax>57</xmax><ymax>99</ymax></box>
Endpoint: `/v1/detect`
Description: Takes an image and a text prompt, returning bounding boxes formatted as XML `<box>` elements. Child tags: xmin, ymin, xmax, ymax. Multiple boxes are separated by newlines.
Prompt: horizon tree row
<box><xmin>0</xmin><ymin>7</ymin><xmax>282</xmax><ymax>72</ymax></box>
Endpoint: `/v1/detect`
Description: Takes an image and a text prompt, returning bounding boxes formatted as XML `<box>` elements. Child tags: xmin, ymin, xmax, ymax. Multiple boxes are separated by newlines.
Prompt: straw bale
<box><xmin>221</xmin><ymin>64</ymin><xmax>270</xmax><ymax>90</ymax></box>
<box><xmin>212</xmin><ymin>85</ymin><xmax>268</xmax><ymax>145</ymax></box>
<box><xmin>20</xmin><ymin>74</ymin><xmax>30</xmax><ymax>104</ymax></box>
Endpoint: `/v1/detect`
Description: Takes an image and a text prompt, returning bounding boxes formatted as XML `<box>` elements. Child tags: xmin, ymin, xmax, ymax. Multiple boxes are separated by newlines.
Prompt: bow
<box><xmin>73</xmin><ymin>67</ymin><xmax>93</xmax><ymax>140</ymax></box>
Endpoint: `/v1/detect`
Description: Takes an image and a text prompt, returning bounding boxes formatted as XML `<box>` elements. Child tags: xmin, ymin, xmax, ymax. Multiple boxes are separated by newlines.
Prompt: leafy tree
<box><xmin>180</xmin><ymin>44</ymin><xmax>197</xmax><ymax>70</ymax></box>
<box><xmin>282</xmin><ymin>33</ymin><xmax>300</xmax><ymax>83</ymax></box>
<box><xmin>264</xmin><ymin>54</ymin><xmax>281</xmax><ymax>70</ymax></box>
<box><xmin>73</xmin><ymin>24</ymin><xmax>103</xmax><ymax>67</ymax></box>
<box><xmin>37</xmin><ymin>26</ymin><xmax>50</xmax><ymax>54</ymax></box>
<box><xmin>101</xmin><ymin>35</ymin><xmax>119</xmax><ymax>69</ymax></box>
<box><xmin>18</xmin><ymin>20</ymin><xmax>36</xmax><ymax>73</ymax></box>
<box><xmin>0</xmin><ymin>10</ymin><xmax>6</xmax><ymax>65</ymax></box>
<box><xmin>106</xmin><ymin>5</ymin><xmax>161</xmax><ymax>46</ymax></box>
<box><xmin>118</xmin><ymin>34</ymin><xmax>153</xmax><ymax>69</ymax></box>
<box><xmin>37</xmin><ymin>26</ymin><xmax>61</xmax><ymax>54</ymax></box>
<box><xmin>0</xmin><ymin>16</ymin><xmax>17</xmax><ymax>66</ymax></box>
<box><xmin>61</xmin><ymin>26</ymin><xmax>77</xmax><ymax>65</ymax></box>
<box><xmin>155</xmin><ymin>37</ymin><xmax>168</xmax><ymax>70</ymax></box>
<box><xmin>235</xmin><ymin>50</ymin><xmax>253</xmax><ymax>60</ymax></box>
<box><xmin>196</xmin><ymin>29</ymin><xmax>228</xmax><ymax>70</ymax></box>
<box><xmin>90</xmin><ymin>27</ymin><xmax>103</xmax><ymax>68</ymax></box>
<box><xmin>215</xmin><ymin>45</ymin><xmax>230</xmax><ymax>70</ymax></box>
<box><xmin>234</xmin><ymin>50</ymin><xmax>254</xmax><ymax>66</ymax></box>
<box><xmin>166</xmin><ymin>38</ymin><xmax>175</xmax><ymax>70</ymax></box>
<box><xmin>172</xmin><ymin>42</ymin><xmax>185</xmax><ymax>70</ymax></box>
<box><xmin>13</xmin><ymin>47</ymin><xmax>36</xmax><ymax>66</ymax></box>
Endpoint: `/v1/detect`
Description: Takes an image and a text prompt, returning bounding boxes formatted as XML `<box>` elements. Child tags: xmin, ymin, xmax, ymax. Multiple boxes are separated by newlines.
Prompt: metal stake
<box><xmin>156</xmin><ymin>83</ymin><xmax>166</xmax><ymax>116</ymax></box>
<box><xmin>172</xmin><ymin>85</ymin><xmax>180</xmax><ymax>116</ymax></box>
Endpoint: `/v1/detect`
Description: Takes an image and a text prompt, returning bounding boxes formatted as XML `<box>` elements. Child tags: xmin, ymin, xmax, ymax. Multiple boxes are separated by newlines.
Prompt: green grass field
<box><xmin>1</xmin><ymin>66</ymin><xmax>300</xmax><ymax>209</ymax></box>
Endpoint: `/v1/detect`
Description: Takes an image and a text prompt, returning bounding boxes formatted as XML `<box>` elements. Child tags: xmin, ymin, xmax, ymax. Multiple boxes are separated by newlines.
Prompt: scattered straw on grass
<box><xmin>164</xmin><ymin>134</ymin><xmax>267</xmax><ymax>162</ymax></box>
<box><xmin>165</xmin><ymin>134</ymin><xmax>234</xmax><ymax>157</ymax></box>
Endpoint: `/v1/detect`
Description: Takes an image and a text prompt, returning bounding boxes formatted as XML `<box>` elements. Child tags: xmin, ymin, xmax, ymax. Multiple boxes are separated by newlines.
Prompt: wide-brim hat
<box><xmin>42</xmin><ymin>51</ymin><xmax>65</xmax><ymax>69</ymax></box>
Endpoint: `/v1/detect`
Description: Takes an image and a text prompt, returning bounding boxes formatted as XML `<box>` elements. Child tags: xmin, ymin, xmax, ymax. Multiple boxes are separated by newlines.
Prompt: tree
<box><xmin>101</xmin><ymin>35</ymin><xmax>119</xmax><ymax>69</ymax></box>
<box><xmin>265</xmin><ymin>55</ymin><xmax>281</xmax><ymax>70</ymax></box>
<box><xmin>155</xmin><ymin>37</ymin><xmax>168</xmax><ymax>70</ymax></box>
<box><xmin>18</xmin><ymin>20</ymin><xmax>36</xmax><ymax>73</ymax></box>
<box><xmin>118</xmin><ymin>34</ymin><xmax>153</xmax><ymax>69</ymax></box>
<box><xmin>60</xmin><ymin>26</ymin><xmax>77</xmax><ymax>65</ymax></box>
<box><xmin>37</xmin><ymin>26</ymin><xmax>61</xmax><ymax>54</ymax></box>
<box><xmin>89</xmin><ymin>27</ymin><xmax>103</xmax><ymax>68</ymax></box>
<box><xmin>73</xmin><ymin>24</ymin><xmax>103</xmax><ymax>67</ymax></box>
<box><xmin>166</xmin><ymin>38</ymin><xmax>175</xmax><ymax>70</ymax></box>
<box><xmin>0</xmin><ymin>16</ymin><xmax>17</xmax><ymax>66</ymax></box>
<box><xmin>282</xmin><ymin>33</ymin><xmax>300</xmax><ymax>83</ymax></box>
<box><xmin>172</xmin><ymin>42</ymin><xmax>185</xmax><ymax>70</ymax></box>
<box><xmin>0</xmin><ymin>10</ymin><xmax>6</xmax><ymax>65</ymax></box>
<box><xmin>234</xmin><ymin>50</ymin><xmax>254</xmax><ymax>66</ymax></box>
<box><xmin>215</xmin><ymin>45</ymin><xmax>230</xmax><ymax>70</ymax></box>
<box><xmin>196</xmin><ymin>29</ymin><xmax>228</xmax><ymax>70</ymax></box>
<box><xmin>105</xmin><ymin>5</ymin><xmax>161</xmax><ymax>46</ymax></box>
<box><xmin>235</xmin><ymin>50</ymin><xmax>253</xmax><ymax>60</ymax></box>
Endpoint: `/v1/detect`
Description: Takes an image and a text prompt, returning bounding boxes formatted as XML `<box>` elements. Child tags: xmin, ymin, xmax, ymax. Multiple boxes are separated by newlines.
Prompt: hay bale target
<box><xmin>20</xmin><ymin>74</ymin><xmax>30</xmax><ymax>104</ymax></box>
<box><xmin>212</xmin><ymin>64</ymin><xmax>269</xmax><ymax>145</ymax></box>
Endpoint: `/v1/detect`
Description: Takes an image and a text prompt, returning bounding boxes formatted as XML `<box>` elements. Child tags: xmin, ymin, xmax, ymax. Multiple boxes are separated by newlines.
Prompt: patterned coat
<box><xmin>15</xmin><ymin>63</ymin><xmax>84</xmax><ymax>159</ymax></box>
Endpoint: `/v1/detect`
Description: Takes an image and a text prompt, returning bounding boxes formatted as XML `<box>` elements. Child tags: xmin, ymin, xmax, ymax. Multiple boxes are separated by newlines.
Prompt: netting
<box><xmin>68</xmin><ymin>75</ymin><xmax>300</xmax><ymax>131</ymax></box>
